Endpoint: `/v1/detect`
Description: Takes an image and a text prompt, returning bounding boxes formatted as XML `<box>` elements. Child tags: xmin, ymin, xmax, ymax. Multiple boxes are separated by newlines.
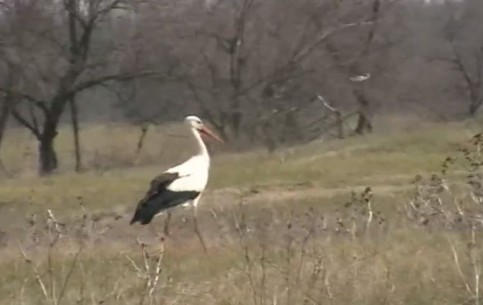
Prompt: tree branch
<box><xmin>27</xmin><ymin>103</ymin><xmax>40</xmax><ymax>134</ymax></box>
<box><xmin>476</xmin><ymin>44</ymin><xmax>483</xmax><ymax>89</ymax></box>
<box><xmin>291</xmin><ymin>20</ymin><xmax>374</xmax><ymax>64</ymax></box>
<box><xmin>450</xmin><ymin>40</ymin><xmax>475</xmax><ymax>91</ymax></box>
<box><xmin>0</xmin><ymin>87</ymin><xmax>48</xmax><ymax>114</ymax></box>
<box><xmin>11</xmin><ymin>108</ymin><xmax>41</xmax><ymax>139</ymax></box>
<box><xmin>70</xmin><ymin>71</ymin><xmax>164</xmax><ymax>96</ymax></box>
<box><xmin>225</xmin><ymin>20</ymin><xmax>374</xmax><ymax>100</ymax></box>
<box><xmin>0</xmin><ymin>87</ymin><xmax>43</xmax><ymax>105</ymax></box>
<box><xmin>186</xmin><ymin>81</ymin><xmax>225</xmax><ymax>134</ymax></box>
<box><xmin>94</xmin><ymin>0</ymin><xmax>128</xmax><ymax>20</ymax></box>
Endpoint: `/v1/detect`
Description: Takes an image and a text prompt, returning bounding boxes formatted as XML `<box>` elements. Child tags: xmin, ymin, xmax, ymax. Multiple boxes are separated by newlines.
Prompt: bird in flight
<box><xmin>349</xmin><ymin>73</ymin><xmax>371</xmax><ymax>82</ymax></box>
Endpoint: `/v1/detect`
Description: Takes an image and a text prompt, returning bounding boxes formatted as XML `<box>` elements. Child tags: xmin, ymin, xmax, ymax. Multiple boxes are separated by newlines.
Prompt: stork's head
<box><xmin>184</xmin><ymin>115</ymin><xmax>223</xmax><ymax>143</ymax></box>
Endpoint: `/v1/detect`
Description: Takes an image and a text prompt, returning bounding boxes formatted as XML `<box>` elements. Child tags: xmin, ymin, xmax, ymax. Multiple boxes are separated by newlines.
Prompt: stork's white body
<box><xmin>164</xmin><ymin>154</ymin><xmax>210</xmax><ymax>207</ymax></box>
<box><xmin>166</xmin><ymin>155</ymin><xmax>210</xmax><ymax>193</ymax></box>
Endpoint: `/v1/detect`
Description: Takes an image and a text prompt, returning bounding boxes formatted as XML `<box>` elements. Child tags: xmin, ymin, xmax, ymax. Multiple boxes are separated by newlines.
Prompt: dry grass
<box><xmin>1</xmin><ymin>118</ymin><xmax>483</xmax><ymax>304</ymax></box>
<box><xmin>2</xmin><ymin>189</ymin><xmax>483</xmax><ymax>305</ymax></box>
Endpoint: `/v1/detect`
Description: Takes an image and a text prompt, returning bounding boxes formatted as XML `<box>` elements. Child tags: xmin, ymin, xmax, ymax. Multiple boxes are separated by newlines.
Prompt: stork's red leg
<box><xmin>192</xmin><ymin>206</ymin><xmax>208</xmax><ymax>254</ymax></box>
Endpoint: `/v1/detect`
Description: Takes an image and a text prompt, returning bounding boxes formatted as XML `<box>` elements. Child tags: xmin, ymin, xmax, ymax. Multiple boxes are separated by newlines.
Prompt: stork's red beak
<box><xmin>199</xmin><ymin>125</ymin><xmax>224</xmax><ymax>143</ymax></box>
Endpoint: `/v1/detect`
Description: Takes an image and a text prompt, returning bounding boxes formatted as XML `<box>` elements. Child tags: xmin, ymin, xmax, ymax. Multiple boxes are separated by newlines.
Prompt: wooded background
<box><xmin>0</xmin><ymin>0</ymin><xmax>482</xmax><ymax>175</ymax></box>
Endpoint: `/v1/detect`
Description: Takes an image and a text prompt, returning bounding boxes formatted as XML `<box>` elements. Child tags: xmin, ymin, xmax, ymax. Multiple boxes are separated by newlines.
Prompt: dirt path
<box><xmin>3</xmin><ymin>172</ymin><xmax>461</xmax><ymax>253</ymax></box>
<box><xmin>206</xmin><ymin>182</ymin><xmax>415</xmax><ymax>208</ymax></box>
<box><xmin>206</xmin><ymin>169</ymin><xmax>473</xmax><ymax>207</ymax></box>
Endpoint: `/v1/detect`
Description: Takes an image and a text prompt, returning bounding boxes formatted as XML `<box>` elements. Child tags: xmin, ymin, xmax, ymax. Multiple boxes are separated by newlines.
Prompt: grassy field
<box><xmin>1</xmin><ymin>117</ymin><xmax>483</xmax><ymax>304</ymax></box>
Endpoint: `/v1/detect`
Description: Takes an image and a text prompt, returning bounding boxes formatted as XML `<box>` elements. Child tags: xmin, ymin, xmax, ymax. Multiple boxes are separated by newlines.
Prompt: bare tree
<box><xmin>174</xmin><ymin>0</ymin><xmax>381</xmax><ymax>149</ymax></box>
<box><xmin>108</xmin><ymin>0</ymin><xmax>185</xmax><ymax>127</ymax></box>
<box><xmin>441</xmin><ymin>0</ymin><xmax>483</xmax><ymax>116</ymax></box>
<box><xmin>320</xmin><ymin>0</ymin><xmax>409</xmax><ymax>135</ymax></box>
<box><xmin>0</xmin><ymin>0</ymin><xmax>158</xmax><ymax>175</ymax></box>
<box><xmin>0</xmin><ymin>2</ymin><xmax>23</xmax><ymax>151</ymax></box>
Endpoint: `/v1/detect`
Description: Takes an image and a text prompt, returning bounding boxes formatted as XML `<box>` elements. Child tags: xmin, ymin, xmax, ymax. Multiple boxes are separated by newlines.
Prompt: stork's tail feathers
<box><xmin>130</xmin><ymin>204</ymin><xmax>155</xmax><ymax>225</ymax></box>
<box><xmin>129</xmin><ymin>215</ymin><xmax>138</xmax><ymax>225</ymax></box>
<box><xmin>129</xmin><ymin>213</ymin><xmax>154</xmax><ymax>225</ymax></box>
<box><xmin>130</xmin><ymin>190</ymin><xmax>201</xmax><ymax>225</ymax></box>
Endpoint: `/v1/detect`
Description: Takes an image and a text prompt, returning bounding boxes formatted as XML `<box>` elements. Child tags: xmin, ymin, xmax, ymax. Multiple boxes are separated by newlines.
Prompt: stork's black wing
<box><xmin>129</xmin><ymin>172</ymin><xmax>200</xmax><ymax>225</ymax></box>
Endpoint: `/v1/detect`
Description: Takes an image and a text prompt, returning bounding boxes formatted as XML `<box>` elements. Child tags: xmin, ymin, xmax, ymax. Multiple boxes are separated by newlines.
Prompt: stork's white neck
<box><xmin>191</xmin><ymin>127</ymin><xmax>209</xmax><ymax>159</ymax></box>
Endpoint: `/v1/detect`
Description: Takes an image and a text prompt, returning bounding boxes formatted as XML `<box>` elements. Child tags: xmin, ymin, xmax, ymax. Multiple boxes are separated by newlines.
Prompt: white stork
<box><xmin>130</xmin><ymin>116</ymin><xmax>223</xmax><ymax>228</ymax></box>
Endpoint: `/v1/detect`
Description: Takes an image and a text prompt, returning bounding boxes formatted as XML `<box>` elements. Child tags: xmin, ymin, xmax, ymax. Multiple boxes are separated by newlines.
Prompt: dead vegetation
<box><xmin>0</xmin><ymin>122</ymin><xmax>482</xmax><ymax>304</ymax></box>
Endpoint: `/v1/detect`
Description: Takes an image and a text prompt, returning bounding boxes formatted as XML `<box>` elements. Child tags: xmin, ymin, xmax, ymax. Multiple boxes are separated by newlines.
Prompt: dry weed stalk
<box><xmin>405</xmin><ymin>132</ymin><xmax>483</xmax><ymax>305</ymax></box>
<box><xmin>405</xmin><ymin>132</ymin><xmax>483</xmax><ymax>230</ymax></box>
<box><xmin>233</xmin><ymin>194</ymin><xmax>261</xmax><ymax>305</ymax></box>
<box><xmin>125</xmin><ymin>238</ymin><xmax>165</xmax><ymax>305</ymax></box>
<box><xmin>232</xmin><ymin>192</ymin><xmax>337</xmax><ymax>305</ymax></box>
<box><xmin>18</xmin><ymin>208</ymin><xmax>84</xmax><ymax>305</ymax></box>
<box><xmin>18</xmin><ymin>241</ymin><xmax>49</xmax><ymax>301</ymax></box>
<box><xmin>341</xmin><ymin>186</ymin><xmax>383</xmax><ymax>238</ymax></box>
<box><xmin>447</xmin><ymin>225</ymin><xmax>482</xmax><ymax>305</ymax></box>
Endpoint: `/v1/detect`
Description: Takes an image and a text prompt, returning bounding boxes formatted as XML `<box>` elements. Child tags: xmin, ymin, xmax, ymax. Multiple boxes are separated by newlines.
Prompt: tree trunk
<box><xmin>0</xmin><ymin>93</ymin><xmax>13</xmax><ymax>149</ymax></box>
<box><xmin>469</xmin><ymin>99</ymin><xmax>481</xmax><ymax>117</ymax></box>
<box><xmin>0</xmin><ymin>94</ymin><xmax>14</xmax><ymax>177</ymax></box>
<box><xmin>353</xmin><ymin>90</ymin><xmax>373</xmax><ymax>135</ymax></box>
<box><xmin>354</xmin><ymin>112</ymin><xmax>373</xmax><ymax>135</ymax></box>
<box><xmin>38</xmin><ymin>118</ymin><xmax>59</xmax><ymax>175</ymax></box>
<box><xmin>39</xmin><ymin>134</ymin><xmax>58</xmax><ymax>175</ymax></box>
<box><xmin>69</xmin><ymin>97</ymin><xmax>82</xmax><ymax>172</ymax></box>
<box><xmin>230</xmin><ymin>110</ymin><xmax>242</xmax><ymax>138</ymax></box>
<box><xmin>0</xmin><ymin>65</ymin><xmax>17</xmax><ymax>150</ymax></box>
